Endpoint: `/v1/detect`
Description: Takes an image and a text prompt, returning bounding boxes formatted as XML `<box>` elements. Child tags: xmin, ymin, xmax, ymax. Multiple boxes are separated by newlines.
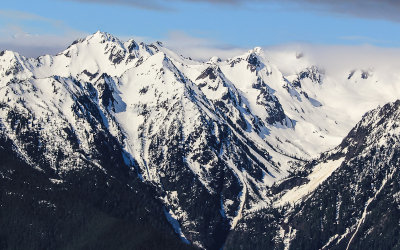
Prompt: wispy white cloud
<box><xmin>0</xmin><ymin>29</ymin><xmax>87</xmax><ymax>57</ymax></box>
<box><xmin>0</xmin><ymin>10</ymin><xmax>87</xmax><ymax>57</ymax></box>
<box><xmin>0</xmin><ymin>10</ymin><xmax>52</xmax><ymax>22</ymax></box>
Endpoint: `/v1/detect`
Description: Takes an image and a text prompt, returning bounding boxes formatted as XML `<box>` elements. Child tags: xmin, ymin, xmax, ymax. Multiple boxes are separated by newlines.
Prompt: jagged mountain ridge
<box><xmin>1</xmin><ymin>31</ymin><xmax>400</xmax><ymax>249</ymax></box>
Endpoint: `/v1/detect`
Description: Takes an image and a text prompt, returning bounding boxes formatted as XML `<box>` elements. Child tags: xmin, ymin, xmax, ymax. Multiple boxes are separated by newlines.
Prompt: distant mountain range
<box><xmin>1</xmin><ymin>31</ymin><xmax>400</xmax><ymax>249</ymax></box>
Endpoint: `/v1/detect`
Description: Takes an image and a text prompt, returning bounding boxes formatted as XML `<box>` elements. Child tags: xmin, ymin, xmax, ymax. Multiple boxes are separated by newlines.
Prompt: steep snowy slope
<box><xmin>1</xmin><ymin>31</ymin><xmax>400</xmax><ymax>249</ymax></box>
<box><xmin>226</xmin><ymin>100</ymin><xmax>400</xmax><ymax>249</ymax></box>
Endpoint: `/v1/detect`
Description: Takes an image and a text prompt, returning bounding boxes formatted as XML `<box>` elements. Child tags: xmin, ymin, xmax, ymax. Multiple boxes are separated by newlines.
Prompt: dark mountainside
<box><xmin>0</xmin><ymin>135</ymin><xmax>193</xmax><ymax>250</ymax></box>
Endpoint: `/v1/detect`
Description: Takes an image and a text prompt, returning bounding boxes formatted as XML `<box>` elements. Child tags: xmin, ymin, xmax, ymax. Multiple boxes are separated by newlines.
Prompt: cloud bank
<box><xmin>265</xmin><ymin>43</ymin><xmax>400</xmax><ymax>76</ymax></box>
<box><xmin>0</xmin><ymin>32</ymin><xmax>86</xmax><ymax>58</ymax></box>
<box><xmin>163</xmin><ymin>31</ymin><xmax>247</xmax><ymax>61</ymax></box>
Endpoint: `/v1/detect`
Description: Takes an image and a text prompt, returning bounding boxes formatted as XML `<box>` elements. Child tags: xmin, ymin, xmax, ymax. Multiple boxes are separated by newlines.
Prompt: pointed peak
<box><xmin>252</xmin><ymin>46</ymin><xmax>263</xmax><ymax>54</ymax></box>
<box><xmin>229</xmin><ymin>46</ymin><xmax>264</xmax><ymax>63</ymax></box>
<box><xmin>246</xmin><ymin>49</ymin><xmax>265</xmax><ymax>72</ymax></box>
<box><xmin>208</xmin><ymin>56</ymin><xmax>222</xmax><ymax>64</ymax></box>
<box><xmin>66</xmin><ymin>31</ymin><xmax>122</xmax><ymax>49</ymax></box>
<box><xmin>92</xmin><ymin>30</ymin><xmax>109</xmax><ymax>38</ymax></box>
<box><xmin>89</xmin><ymin>31</ymin><xmax>120</xmax><ymax>43</ymax></box>
<box><xmin>246</xmin><ymin>46</ymin><xmax>264</xmax><ymax>56</ymax></box>
<box><xmin>126</xmin><ymin>39</ymin><xmax>139</xmax><ymax>52</ymax></box>
<box><xmin>0</xmin><ymin>50</ymin><xmax>24</xmax><ymax>61</ymax></box>
<box><xmin>0</xmin><ymin>50</ymin><xmax>17</xmax><ymax>57</ymax></box>
<box><xmin>69</xmin><ymin>31</ymin><xmax>121</xmax><ymax>46</ymax></box>
<box><xmin>196</xmin><ymin>65</ymin><xmax>221</xmax><ymax>81</ymax></box>
<box><xmin>138</xmin><ymin>42</ymin><xmax>155</xmax><ymax>55</ymax></box>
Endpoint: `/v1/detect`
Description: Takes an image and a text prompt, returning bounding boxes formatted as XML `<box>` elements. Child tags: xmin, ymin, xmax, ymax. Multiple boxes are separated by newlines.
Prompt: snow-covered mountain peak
<box><xmin>125</xmin><ymin>39</ymin><xmax>139</xmax><ymax>52</ymax></box>
<box><xmin>0</xmin><ymin>50</ymin><xmax>20</xmax><ymax>60</ymax></box>
<box><xmin>0</xmin><ymin>49</ymin><xmax>31</xmax><ymax>68</ymax></box>
<box><xmin>0</xmin><ymin>50</ymin><xmax>33</xmax><ymax>84</ymax></box>
<box><xmin>70</xmin><ymin>31</ymin><xmax>127</xmax><ymax>57</ymax></box>
<box><xmin>62</xmin><ymin>31</ymin><xmax>125</xmax><ymax>55</ymax></box>
<box><xmin>226</xmin><ymin>47</ymin><xmax>269</xmax><ymax>73</ymax></box>
<box><xmin>251</xmin><ymin>46</ymin><xmax>263</xmax><ymax>55</ymax></box>
<box><xmin>209</xmin><ymin>56</ymin><xmax>222</xmax><ymax>64</ymax></box>
<box><xmin>87</xmin><ymin>30</ymin><xmax>122</xmax><ymax>44</ymax></box>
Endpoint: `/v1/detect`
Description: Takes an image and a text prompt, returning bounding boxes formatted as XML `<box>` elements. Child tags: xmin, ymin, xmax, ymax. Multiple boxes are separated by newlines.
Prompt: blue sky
<box><xmin>1</xmin><ymin>0</ymin><xmax>400</xmax><ymax>57</ymax></box>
